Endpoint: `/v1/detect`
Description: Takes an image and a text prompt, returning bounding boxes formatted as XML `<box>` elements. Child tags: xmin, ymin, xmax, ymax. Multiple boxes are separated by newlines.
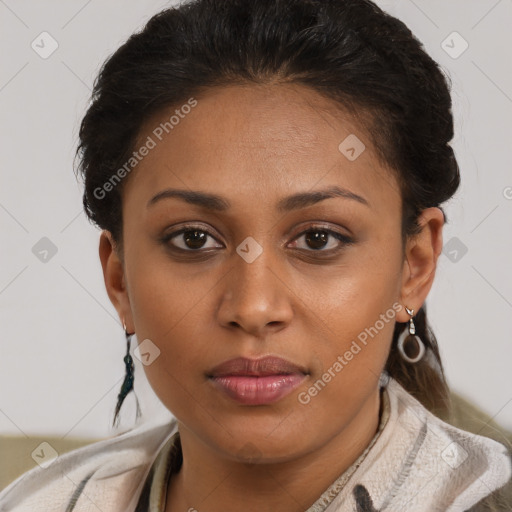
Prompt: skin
<box><xmin>99</xmin><ymin>83</ymin><xmax>444</xmax><ymax>511</ymax></box>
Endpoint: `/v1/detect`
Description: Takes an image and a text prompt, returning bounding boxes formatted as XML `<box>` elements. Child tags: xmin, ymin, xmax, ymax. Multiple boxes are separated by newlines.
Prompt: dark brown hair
<box><xmin>75</xmin><ymin>0</ymin><xmax>461</xmax><ymax>417</ymax></box>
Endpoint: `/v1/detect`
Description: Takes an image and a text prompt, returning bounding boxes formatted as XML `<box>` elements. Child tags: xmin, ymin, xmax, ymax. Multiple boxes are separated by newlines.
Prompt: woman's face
<box><xmin>100</xmin><ymin>83</ymin><xmax>442</xmax><ymax>462</ymax></box>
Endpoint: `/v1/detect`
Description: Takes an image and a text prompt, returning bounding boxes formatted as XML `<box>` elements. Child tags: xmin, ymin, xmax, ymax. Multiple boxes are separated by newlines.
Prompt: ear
<box><xmin>98</xmin><ymin>230</ymin><xmax>134</xmax><ymax>333</ymax></box>
<box><xmin>396</xmin><ymin>207</ymin><xmax>444</xmax><ymax>323</ymax></box>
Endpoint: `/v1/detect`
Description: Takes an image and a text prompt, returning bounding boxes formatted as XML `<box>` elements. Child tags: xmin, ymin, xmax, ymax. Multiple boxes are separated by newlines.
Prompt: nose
<box><xmin>217</xmin><ymin>245</ymin><xmax>294</xmax><ymax>338</ymax></box>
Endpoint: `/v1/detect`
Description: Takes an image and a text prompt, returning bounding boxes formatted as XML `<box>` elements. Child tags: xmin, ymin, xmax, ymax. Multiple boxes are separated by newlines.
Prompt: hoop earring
<box><xmin>112</xmin><ymin>323</ymin><xmax>142</xmax><ymax>428</ymax></box>
<box><xmin>397</xmin><ymin>306</ymin><xmax>425</xmax><ymax>364</ymax></box>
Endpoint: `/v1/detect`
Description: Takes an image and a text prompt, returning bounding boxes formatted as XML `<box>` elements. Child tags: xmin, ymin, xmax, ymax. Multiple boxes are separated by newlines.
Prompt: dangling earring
<box><xmin>112</xmin><ymin>323</ymin><xmax>142</xmax><ymax>428</ymax></box>
<box><xmin>397</xmin><ymin>306</ymin><xmax>425</xmax><ymax>363</ymax></box>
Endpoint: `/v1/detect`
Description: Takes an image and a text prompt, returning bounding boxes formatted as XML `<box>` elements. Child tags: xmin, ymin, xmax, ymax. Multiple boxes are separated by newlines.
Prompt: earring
<box><xmin>112</xmin><ymin>323</ymin><xmax>142</xmax><ymax>428</ymax></box>
<box><xmin>397</xmin><ymin>306</ymin><xmax>425</xmax><ymax>364</ymax></box>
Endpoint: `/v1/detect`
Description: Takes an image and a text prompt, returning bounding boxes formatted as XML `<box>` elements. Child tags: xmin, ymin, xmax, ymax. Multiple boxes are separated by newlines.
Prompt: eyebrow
<box><xmin>146</xmin><ymin>185</ymin><xmax>370</xmax><ymax>212</ymax></box>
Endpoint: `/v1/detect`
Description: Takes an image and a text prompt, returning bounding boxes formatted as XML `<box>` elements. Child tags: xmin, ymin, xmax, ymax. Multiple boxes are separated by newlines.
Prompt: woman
<box><xmin>0</xmin><ymin>0</ymin><xmax>510</xmax><ymax>510</ymax></box>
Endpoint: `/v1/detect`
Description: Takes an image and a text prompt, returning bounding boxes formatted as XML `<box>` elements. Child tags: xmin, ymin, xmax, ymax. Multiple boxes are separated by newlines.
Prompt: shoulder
<box><xmin>0</xmin><ymin>418</ymin><xmax>178</xmax><ymax>512</ymax></box>
<box><xmin>379</xmin><ymin>377</ymin><xmax>511</xmax><ymax>510</ymax></box>
<box><xmin>325</xmin><ymin>376</ymin><xmax>511</xmax><ymax>511</ymax></box>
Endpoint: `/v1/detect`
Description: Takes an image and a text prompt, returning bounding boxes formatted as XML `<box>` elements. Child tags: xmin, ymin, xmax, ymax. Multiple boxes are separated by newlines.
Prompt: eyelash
<box><xmin>160</xmin><ymin>223</ymin><xmax>354</xmax><ymax>255</ymax></box>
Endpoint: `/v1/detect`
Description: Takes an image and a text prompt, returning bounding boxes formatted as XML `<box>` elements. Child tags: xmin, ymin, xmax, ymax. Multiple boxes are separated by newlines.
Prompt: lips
<box><xmin>207</xmin><ymin>356</ymin><xmax>308</xmax><ymax>405</ymax></box>
<box><xmin>208</xmin><ymin>356</ymin><xmax>308</xmax><ymax>378</ymax></box>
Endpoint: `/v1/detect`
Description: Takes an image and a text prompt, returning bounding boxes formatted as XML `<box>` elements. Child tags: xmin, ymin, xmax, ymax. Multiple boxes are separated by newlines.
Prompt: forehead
<box><xmin>125</xmin><ymin>83</ymin><xmax>401</xmax><ymax>216</ymax></box>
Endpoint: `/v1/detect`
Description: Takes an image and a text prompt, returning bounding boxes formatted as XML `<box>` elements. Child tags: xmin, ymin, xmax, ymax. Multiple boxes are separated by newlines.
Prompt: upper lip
<box><xmin>208</xmin><ymin>356</ymin><xmax>308</xmax><ymax>378</ymax></box>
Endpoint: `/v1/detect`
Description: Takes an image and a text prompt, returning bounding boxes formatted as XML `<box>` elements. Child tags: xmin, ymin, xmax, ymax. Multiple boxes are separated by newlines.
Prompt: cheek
<box><xmin>300</xmin><ymin>237</ymin><xmax>402</xmax><ymax>377</ymax></box>
<box><xmin>126</xmin><ymin>241</ymin><xmax>209</xmax><ymax>340</ymax></box>
<box><xmin>306</xmin><ymin>284</ymin><xmax>397</xmax><ymax>386</ymax></box>
<box><xmin>306</xmin><ymin>235</ymin><xmax>402</xmax><ymax>324</ymax></box>
<box><xmin>125</xmin><ymin>250</ymin><xmax>219</xmax><ymax>415</ymax></box>
<box><xmin>296</xmin><ymin>277</ymin><xmax>398</xmax><ymax>428</ymax></box>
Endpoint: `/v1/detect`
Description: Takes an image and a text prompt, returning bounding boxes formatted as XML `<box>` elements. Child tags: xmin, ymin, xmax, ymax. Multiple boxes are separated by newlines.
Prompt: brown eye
<box><xmin>305</xmin><ymin>230</ymin><xmax>330</xmax><ymax>250</ymax></box>
<box><xmin>163</xmin><ymin>226</ymin><xmax>223</xmax><ymax>251</ymax></box>
<box><xmin>181</xmin><ymin>230</ymin><xmax>208</xmax><ymax>250</ymax></box>
<box><xmin>289</xmin><ymin>227</ymin><xmax>353</xmax><ymax>252</ymax></box>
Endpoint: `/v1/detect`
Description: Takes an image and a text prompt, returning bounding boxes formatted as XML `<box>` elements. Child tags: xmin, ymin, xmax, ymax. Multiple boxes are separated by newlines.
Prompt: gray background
<box><xmin>1</xmin><ymin>0</ymin><xmax>511</xmax><ymax>439</ymax></box>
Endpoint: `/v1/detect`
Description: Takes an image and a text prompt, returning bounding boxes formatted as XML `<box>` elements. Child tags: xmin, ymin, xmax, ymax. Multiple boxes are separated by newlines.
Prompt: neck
<box><xmin>165</xmin><ymin>389</ymin><xmax>382</xmax><ymax>512</ymax></box>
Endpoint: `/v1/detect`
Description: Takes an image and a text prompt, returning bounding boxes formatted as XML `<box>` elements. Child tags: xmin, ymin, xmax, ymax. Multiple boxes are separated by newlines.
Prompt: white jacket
<box><xmin>0</xmin><ymin>376</ymin><xmax>510</xmax><ymax>511</ymax></box>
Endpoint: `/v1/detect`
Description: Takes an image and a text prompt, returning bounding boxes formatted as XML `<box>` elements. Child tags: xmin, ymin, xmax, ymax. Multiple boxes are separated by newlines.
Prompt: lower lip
<box><xmin>209</xmin><ymin>374</ymin><xmax>306</xmax><ymax>405</ymax></box>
